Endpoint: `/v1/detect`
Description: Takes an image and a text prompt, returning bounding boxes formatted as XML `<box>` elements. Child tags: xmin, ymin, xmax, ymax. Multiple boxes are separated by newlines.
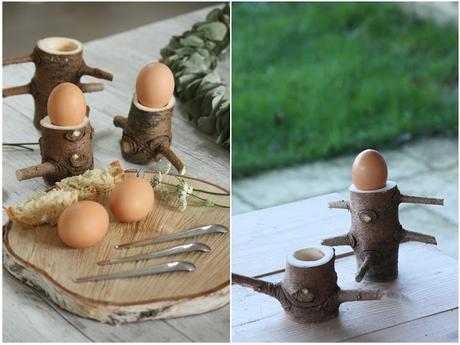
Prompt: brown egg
<box><xmin>351</xmin><ymin>149</ymin><xmax>388</xmax><ymax>190</ymax></box>
<box><xmin>47</xmin><ymin>82</ymin><xmax>87</xmax><ymax>126</ymax></box>
<box><xmin>136</xmin><ymin>62</ymin><xmax>174</xmax><ymax>108</ymax></box>
<box><xmin>57</xmin><ymin>201</ymin><xmax>109</xmax><ymax>249</ymax></box>
<box><xmin>109</xmin><ymin>177</ymin><xmax>155</xmax><ymax>223</ymax></box>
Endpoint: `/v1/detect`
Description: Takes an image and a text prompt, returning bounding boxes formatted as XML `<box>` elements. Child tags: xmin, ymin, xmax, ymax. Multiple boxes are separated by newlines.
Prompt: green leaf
<box><xmin>196</xmin><ymin>22</ymin><xmax>227</xmax><ymax>41</ymax></box>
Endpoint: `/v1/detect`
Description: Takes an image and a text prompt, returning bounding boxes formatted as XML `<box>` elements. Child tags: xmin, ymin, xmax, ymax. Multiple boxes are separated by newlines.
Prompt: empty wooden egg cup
<box><xmin>16</xmin><ymin>116</ymin><xmax>94</xmax><ymax>185</ymax></box>
<box><xmin>3</xmin><ymin>37</ymin><xmax>113</xmax><ymax>129</ymax></box>
<box><xmin>322</xmin><ymin>181</ymin><xmax>443</xmax><ymax>282</ymax></box>
<box><xmin>232</xmin><ymin>246</ymin><xmax>380</xmax><ymax>323</ymax></box>
<box><xmin>113</xmin><ymin>94</ymin><xmax>185</xmax><ymax>174</ymax></box>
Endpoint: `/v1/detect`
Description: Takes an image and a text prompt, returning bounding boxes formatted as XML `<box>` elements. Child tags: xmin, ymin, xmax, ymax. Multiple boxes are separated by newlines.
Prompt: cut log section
<box><xmin>16</xmin><ymin>116</ymin><xmax>94</xmax><ymax>185</ymax></box>
<box><xmin>322</xmin><ymin>181</ymin><xmax>442</xmax><ymax>282</ymax></box>
<box><xmin>3</xmin><ymin>171</ymin><xmax>230</xmax><ymax>324</ymax></box>
<box><xmin>232</xmin><ymin>246</ymin><xmax>380</xmax><ymax>323</ymax></box>
<box><xmin>3</xmin><ymin>37</ymin><xmax>113</xmax><ymax>128</ymax></box>
<box><xmin>114</xmin><ymin>94</ymin><xmax>185</xmax><ymax>174</ymax></box>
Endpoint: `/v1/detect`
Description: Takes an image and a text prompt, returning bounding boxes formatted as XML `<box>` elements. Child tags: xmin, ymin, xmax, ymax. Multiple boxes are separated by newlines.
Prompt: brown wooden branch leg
<box><xmin>78</xmin><ymin>82</ymin><xmax>104</xmax><ymax>93</ymax></box>
<box><xmin>113</xmin><ymin>116</ymin><xmax>128</xmax><ymax>130</ymax></box>
<box><xmin>328</xmin><ymin>200</ymin><xmax>350</xmax><ymax>209</ymax></box>
<box><xmin>321</xmin><ymin>234</ymin><xmax>350</xmax><ymax>247</ymax></box>
<box><xmin>81</xmin><ymin>65</ymin><xmax>113</xmax><ymax>81</ymax></box>
<box><xmin>160</xmin><ymin>145</ymin><xmax>185</xmax><ymax>175</ymax></box>
<box><xmin>337</xmin><ymin>288</ymin><xmax>381</xmax><ymax>303</ymax></box>
<box><xmin>355</xmin><ymin>255</ymin><xmax>371</xmax><ymax>282</ymax></box>
<box><xmin>232</xmin><ymin>273</ymin><xmax>281</xmax><ymax>299</ymax></box>
<box><xmin>16</xmin><ymin>162</ymin><xmax>58</xmax><ymax>181</ymax></box>
<box><xmin>3</xmin><ymin>53</ymin><xmax>34</xmax><ymax>66</ymax></box>
<box><xmin>402</xmin><ymin>229</ymin><xmax>437</xmax><ymax>245</ymax></box>
<box><xmin>399</xmin><ymin>194</ymin><xmax>444</xmax><ymax>206</ymax></box>
<box><xmin>3</xmin><ymin>84</ymin><xmax>31</xmax><ymax>97</ymax></box>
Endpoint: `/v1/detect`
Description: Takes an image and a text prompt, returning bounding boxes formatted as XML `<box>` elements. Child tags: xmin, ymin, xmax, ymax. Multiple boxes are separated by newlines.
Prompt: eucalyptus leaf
<box><xmin>160</xmin><ymin>4</ymin><xmax>230</xmax><ymax>148</ymax></box>
<box><xmin>196</xmin><ymin>22</ymin><xmax>227</xmax><ymax>41</ymax></box>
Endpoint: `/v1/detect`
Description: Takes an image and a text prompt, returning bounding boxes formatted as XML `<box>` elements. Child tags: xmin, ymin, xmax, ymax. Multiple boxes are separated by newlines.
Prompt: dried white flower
<box><xmin>203</xmin><ymin>199</ymin><xmax>215</xmax><ymax>207</ymax></box>
<box><xmin>162</xmin><ymin>162</ymin><xmax>172</xmax><ymax>175</ymax></box>
<box><xmin>178</xmin><ymin>195</ymin><xmax>187</xmax><ymax>212</ymax></box>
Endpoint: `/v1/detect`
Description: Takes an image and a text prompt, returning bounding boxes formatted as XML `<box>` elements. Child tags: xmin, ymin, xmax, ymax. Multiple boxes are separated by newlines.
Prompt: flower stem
<box><xmin>3</xmin><ymin>142</ymin><xmax>39</xmax><ymax>151</ymax></box>
<box><xmin>189</xmin><ymin>193</ymin><xmax>230</xmax><ymax>208</ymax></box>
<box><xmin>161</xmin><ymin>181</ymin><xmax>229</xmax><ymax>196</ymax></box>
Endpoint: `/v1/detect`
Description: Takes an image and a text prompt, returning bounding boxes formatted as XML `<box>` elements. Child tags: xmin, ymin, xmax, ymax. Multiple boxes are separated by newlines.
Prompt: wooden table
<box><xmin>3</xmin><ymin>6</ymin><xmax>229</xmax><ymax>342</ymax></box>
<box><xmin>232</xmin><ymin>194</ymin><xmax>458</xmax><ymax>342</ymax></box>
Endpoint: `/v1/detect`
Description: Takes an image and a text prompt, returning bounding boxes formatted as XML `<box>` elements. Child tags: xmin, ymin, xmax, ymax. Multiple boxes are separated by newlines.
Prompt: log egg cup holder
<box><xmin>322</xmin><ymin>181</ymin><xmax>443</xmax><ymax>283</ymax></box>
<box><xmin>3</xmin><ymin>37</ymin><xmax>113</xmax><ymax>129</ymax></box>
<box><xmin>113</xmin><ymin>94</ymin><xmax>185</xmax><ymax>175</ymax></box>
<box><xmin>233</xmin><ymin>246</ymin><xmax>380</xmax><ymax>323</ymax></box>
<box><xmin>16</xmin><ymin>115</ymin><xmax>94</xmax><ymax>185</ymax></box>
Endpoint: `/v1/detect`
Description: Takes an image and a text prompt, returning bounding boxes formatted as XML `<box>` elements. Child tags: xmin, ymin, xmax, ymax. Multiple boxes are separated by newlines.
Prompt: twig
<box><xmin>402</xmin><ymin>229</ymin><xmax>437</xmax><ymax>245</ymax></box>
<box><xmin>399</xmin><ymin>194</ymin><xmax>443</xmax><ymax>206</ymax></box>
<box><xmin>337</xmin><ymin>288</ymin><xmax>381</xmax><ymax>303</ymax></box>
<box><xmin>3</xmin><ymin>84</ymin><xmax>31</xmax><ymax>97</ymax></box>
<box><xmin>160</xmin><ymin>181</ymin><xmax>229</xmax><ymax>196</ymax></box>
<box><xmin>355</xmin><ymin>255</ymin><xmax>371</xmax><ymax>282</ymax></box>
<box><xmin>328</xmin><ymin>200</ymin><xmax>350</xmax><ymax>210</ymax></box>
<box><xmin>3</xmin><ymin>54</ymin><xmax>34</xmax><ymax>66</ymax></box>
<box><xmin>321</xmin><ymin>234</ymin><xmax>350</xmax><ymax>246</ymax></box>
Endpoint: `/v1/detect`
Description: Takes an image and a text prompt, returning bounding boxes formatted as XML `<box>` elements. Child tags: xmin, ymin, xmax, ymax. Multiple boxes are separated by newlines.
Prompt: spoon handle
<box><xmin>74</xmin><ymin>261</ymin><xmax>195</xmax><ymax>283</ymax></box>
<box><xmin>98</xmin><ymin>243</ymin><xmax>210</xmax><ymax>266</ymax></box>
<box><xmin>115</xmin><ymin>224</ymin><xmax>228</xmax><ymax>250</ymax></box>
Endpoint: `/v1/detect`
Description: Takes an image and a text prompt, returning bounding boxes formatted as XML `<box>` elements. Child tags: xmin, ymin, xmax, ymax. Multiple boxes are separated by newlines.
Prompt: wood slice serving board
<box><xmin>3</xmin><ymin>170</ymin><xmax>230</xmax><ymax>324</ymax></box>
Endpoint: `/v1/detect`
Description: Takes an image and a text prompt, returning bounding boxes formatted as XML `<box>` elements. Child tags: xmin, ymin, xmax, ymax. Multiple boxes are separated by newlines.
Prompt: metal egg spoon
<box><xmin>114</xmin><ymin>224</ymin><xmax>228</xmax><ymax>250</ymax></box>
<box><xmin>74</xmin><ymin>261</ymin><xmax>195</xmax><ymax>283</ymax></box>
<box><xmin>98</xmin><ymin>242</ymin><xmax>210</xmax><ymax>266</ymax></box>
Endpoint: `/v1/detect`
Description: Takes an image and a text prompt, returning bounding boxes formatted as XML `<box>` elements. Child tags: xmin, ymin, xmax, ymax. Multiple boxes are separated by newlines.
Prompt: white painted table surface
<box><xmin>232</xmin><ymin>194</ymin><xmax>458</xmax><ymax>342</ymax></box>
<box><xmin>2</xmin><ymin>6</ymin><xmax>229</xmax><ymax>342</ymax></box>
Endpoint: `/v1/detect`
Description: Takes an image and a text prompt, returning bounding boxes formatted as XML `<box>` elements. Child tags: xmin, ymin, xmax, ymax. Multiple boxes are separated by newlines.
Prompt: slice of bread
<box><xmin>6</xmin><ymin>189</ymin><xmax>79</xmax><ymax>229</ymax></box>
<box><xmin>7</xmin><ymin>161</ymin><xmax>124</xmax><ymax>228</ymax></box>
<box><xmin>56</xmin><ymin>160</ymin><xmax>124</xmax><ymax>199</ymax></box>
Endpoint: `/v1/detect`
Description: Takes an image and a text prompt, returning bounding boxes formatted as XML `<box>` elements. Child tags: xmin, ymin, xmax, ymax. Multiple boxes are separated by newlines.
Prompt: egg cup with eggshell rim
<box><xmin>3</xmin><ymin>36</ymin><xmax>113</xmax><ymax>129</ymax></box>
<box><xmin>113</xmin><ymin>93</ymin><xmax>185</xmax><ymax>174</ymax></box>
<box><xmin>16</xmin><ymin>115</ymin><xmax>94</xmax><ymax>185</ymax></box>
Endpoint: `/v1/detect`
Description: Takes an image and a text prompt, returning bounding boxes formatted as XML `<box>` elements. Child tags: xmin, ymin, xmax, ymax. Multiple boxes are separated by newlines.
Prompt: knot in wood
<box><xmin>358</xmin><ymin>209</ymin><xmax>378</xmax><ymax>224</ymax></box>
<box><xmin>65</xmin><ymin>129</ymin><xmax>84</xmax><ymax>142</ymax></box>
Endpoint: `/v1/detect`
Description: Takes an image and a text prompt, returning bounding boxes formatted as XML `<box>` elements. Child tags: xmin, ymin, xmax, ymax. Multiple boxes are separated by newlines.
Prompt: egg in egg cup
<box><xmin>233</xmin><ymin>246</ymin><xmax>380</xmax><ymax>323</ymax></box>
<box><xmin>113</xmin><ymin>62</ymin><xmax>185</xmax><ymax>175</ymax></box>
<box><xmin>3</xmin><ymin>36</ymin><xmax>113</xmax><ymax>129</ymax></box>
<box><xmin>15</xmin><ymin>83</ymin><xmax>94</xmax><ymax>185</ymax></box>
<box><xmin>321</xmin><ymin>149</ymin><xmax>443</xmax><ymax>283</ymax></box>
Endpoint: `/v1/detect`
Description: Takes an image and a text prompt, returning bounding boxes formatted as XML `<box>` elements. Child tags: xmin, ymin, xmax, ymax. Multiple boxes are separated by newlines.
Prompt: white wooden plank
<box><xmin>232</xmin><ymin>242</ymin><xmax>458</xmax><ymax>342</ymax></box>
<box><xmin>165</xmin><ymin>305</ymin><xmax>230</xmax><ymax>342</ymax></box>
<box><xmin>3</xmin><ymin>5</ymin><xmax>229</xmax><ymax>342</ymax></box>
<box><xmin>232</xmin><ymin>193</ymin><xmax>353</xmax><ymax>276</ymax></box>
<box><xmin>2</xmin><ymin>272</ymin><xmax>90</xmax><ymax>342</ymax></box>
<box><xmin>345</xmin><ymin>308</ymin><xmax>458</xmax><ymax>342</ymax></box>
<box><xmin>46</xmin><ymin>307</ymin><xmax>192</xmax><ymax>343</ymax></box>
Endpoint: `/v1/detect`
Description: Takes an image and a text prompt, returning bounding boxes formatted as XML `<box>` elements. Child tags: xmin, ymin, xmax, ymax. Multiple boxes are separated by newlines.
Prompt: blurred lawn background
<box><xmin>232</xmin><ymin>3</ymin><xmax>458</xmax><ymax>178</ymax></box>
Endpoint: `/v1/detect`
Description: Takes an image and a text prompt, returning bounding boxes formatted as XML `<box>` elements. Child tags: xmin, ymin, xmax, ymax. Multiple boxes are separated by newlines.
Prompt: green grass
<box><xmin>232</xmin><ymin>3</ymin><xmax>458</xmax><ymax>178</ymax></box>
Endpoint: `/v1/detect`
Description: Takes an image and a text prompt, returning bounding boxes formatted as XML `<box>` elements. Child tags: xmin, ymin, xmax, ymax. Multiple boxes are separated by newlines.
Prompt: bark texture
<box><xmin>232</xmin><ymin>252</ymin><xmax>380</xmax><ymax>323</ymax></box>
<box><xmin>114</xmin><ymin>98</ymin><xmax>185</xmax><ymax>174</ymax></box>
<box><xmin>322</xmin><ymin>184</ymin><xmax>442</xmax><ymax>282</ymax></box>
<box><xmin>3</xmin><ymin>43</ymin><xmax>112</xmax><ymax>129</ymax></box>
<box><xmin>16</xmin><ymin>118</ymin><xmax>94</xmax><ymax>185</ymax></box>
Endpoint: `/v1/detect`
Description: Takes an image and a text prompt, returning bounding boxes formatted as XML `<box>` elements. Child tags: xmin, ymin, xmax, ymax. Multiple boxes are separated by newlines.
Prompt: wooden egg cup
<box><xmin>232</xmin><ymin>246</ymin><xmax>380</xmax><ymax>323</ymax></box>
<box><xmin>113</xmin><ymin>94</ymin><xmax>185</xmax><ymax>174</ymax></box>
<box><xmin>322</xmin><ymin>181</ymin><xmax>443</xmax><ymax>282</ymax></box>
<box><xmin>3</xmin><ymin>37</ymin><xmax>113</xmax><ymax>129</ymax></box>
<box><xmin>16</xmin><ymin>116</ymin><xmax>94</xmax><ymax>185</ymax></box>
